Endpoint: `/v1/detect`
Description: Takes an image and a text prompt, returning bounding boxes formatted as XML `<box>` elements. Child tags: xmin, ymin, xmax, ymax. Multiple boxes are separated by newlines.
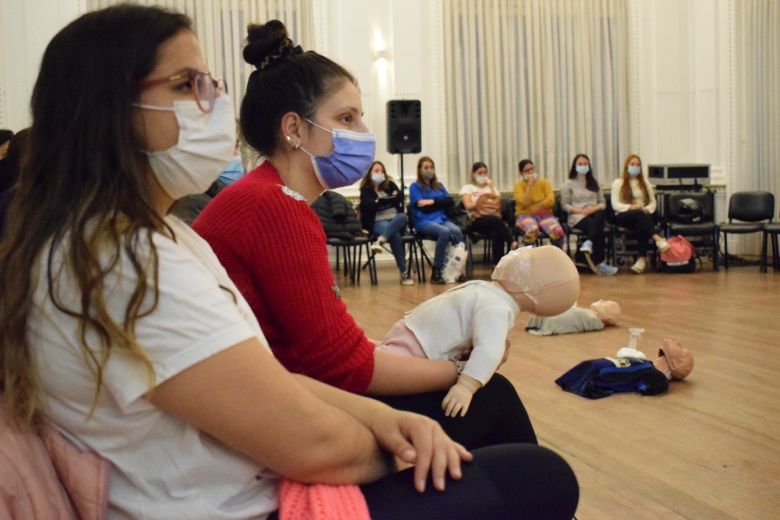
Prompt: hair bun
<box><xmin>244</xmin><ymin>20</ymin><xmax>303</xmax><ymax>71</ymax></box>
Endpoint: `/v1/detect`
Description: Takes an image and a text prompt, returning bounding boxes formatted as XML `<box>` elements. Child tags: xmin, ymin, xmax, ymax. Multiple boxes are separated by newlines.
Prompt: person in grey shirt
<box><xmin>560</xmin><ymin>154</ymin><xmax>618</xmax><ymax>275</ymax></box>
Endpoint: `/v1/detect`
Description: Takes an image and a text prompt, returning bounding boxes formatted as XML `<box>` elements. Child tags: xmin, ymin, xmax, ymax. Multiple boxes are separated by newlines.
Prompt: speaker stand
<box><xmin>398</xmin><ymin>153</ymin><xmax>406</xmax><ymax>212</ymax></box>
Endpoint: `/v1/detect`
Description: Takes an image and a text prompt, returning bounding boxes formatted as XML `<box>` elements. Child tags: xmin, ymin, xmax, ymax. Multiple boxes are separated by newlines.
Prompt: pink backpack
<box><xmin>660</xmin><ymin>235</ymin><xmax>698</xmax><ymax>272</ymax></box>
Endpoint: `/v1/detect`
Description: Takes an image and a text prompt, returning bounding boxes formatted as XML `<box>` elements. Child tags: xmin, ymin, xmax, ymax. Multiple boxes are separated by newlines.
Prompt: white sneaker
<box><xmin>400</xmin><ymin>273</ymin><xmax>415</xmax><ymax>285</ymax></box>
<box><xmin>630</xmin><ymin>257</ymin><xmax>647</xmax><ymax>274</ymax></box>
<box><xmin>370</xmin><ymin>241</ymin><xmax>385</xmax><ymax>255</ymax></box>
<box><xmin>655</xmin><ymin>238</ymin><xmax>671</xmax><ymax>253</ymax></box>
<box><xmin>579</xmin><ymin>240</ymin><xmax>593</xmax><ymax>254</ymax></box>
<box><xmin>596</xmin><ymin>262</ymin><xmax>618</xmax><ymax>276</ymax></box>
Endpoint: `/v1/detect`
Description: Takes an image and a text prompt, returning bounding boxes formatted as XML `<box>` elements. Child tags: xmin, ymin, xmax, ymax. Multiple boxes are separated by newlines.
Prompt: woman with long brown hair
<box><xmin>610</xmin><ymin>154</ymin><xmax>670</xmax><ymax>273</ymax></box>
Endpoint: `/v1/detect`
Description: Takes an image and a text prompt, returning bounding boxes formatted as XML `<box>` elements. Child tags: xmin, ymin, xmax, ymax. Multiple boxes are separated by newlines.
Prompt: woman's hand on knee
<box><xmin>368</xmin><ymin>409</ymin><xmax>472</xmax><ymax>492</ymax></box>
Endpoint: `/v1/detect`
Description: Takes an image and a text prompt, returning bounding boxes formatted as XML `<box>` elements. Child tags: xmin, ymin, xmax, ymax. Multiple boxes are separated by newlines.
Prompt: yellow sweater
<box><xmin>513</xmin><ymin>178</ymin><xmax>555</xmax><ymax>215</ymax></box>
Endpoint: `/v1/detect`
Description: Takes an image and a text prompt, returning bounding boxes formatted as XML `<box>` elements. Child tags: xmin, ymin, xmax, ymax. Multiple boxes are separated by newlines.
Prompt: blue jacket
<box><xmin>409</xmin><ymin>181</ymin><xmax>454</xmax><ymax>228</ymax></box>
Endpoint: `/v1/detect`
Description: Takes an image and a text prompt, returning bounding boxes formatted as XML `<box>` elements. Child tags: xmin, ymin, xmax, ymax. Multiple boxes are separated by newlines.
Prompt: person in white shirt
<box><xmin>610</xmin><ymin>154</ymin><xmax>671</xmax><ymax>274</ymax></box>
<box><xmin>459</xmin><ymin>162</ymin><xmax>517</xmax><ymax>264</ymax></box>
<box><xmin>378</xmin><ymin>246</ymin><xmax>580</xmax><ymax>417</ymax></box>
<box><xmin>0</xmin><ymin>5</ymin><xmax>579</xmax><ymax>519</ymax></box>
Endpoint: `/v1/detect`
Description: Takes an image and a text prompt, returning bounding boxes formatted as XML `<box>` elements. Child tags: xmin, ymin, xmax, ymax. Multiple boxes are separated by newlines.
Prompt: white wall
<box><xmin>0</xmin><ymin>0</ymin><xmax>84</xmax><ymax>131</ymax></box>
<box><xmin>628</xmin><ymin>0</ymin><xmax>734</xmax><ymax>219</ymax></box>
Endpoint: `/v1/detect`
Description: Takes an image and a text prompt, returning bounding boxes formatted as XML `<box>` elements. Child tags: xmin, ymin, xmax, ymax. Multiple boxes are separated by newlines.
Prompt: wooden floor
<box><xmin>339</xmin><ymin>261</ymin><xmax>780</xmax><ymax>520</ymax></box>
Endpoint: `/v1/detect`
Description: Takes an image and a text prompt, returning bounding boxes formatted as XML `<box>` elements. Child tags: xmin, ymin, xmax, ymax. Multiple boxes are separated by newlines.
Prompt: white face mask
<box><xmin>137</xmin><ymin>95</ymin><xmax>236</xmax><ymax>200</ymax></box>
<box><xmin>523</xmin><ymin>173</ymin><xmax>537</xmax><ymax>181</ymax></box>
<box><xmin>474</xmin><ymin>175</ymin><xmax>488</xmax><ymax>186</ymax></box>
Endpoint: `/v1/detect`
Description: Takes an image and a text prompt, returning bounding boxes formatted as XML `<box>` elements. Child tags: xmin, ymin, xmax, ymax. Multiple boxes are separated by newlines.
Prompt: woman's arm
<box><xmin>149</xmin><ymin>338</ymin><xmax>387</xmax><ymax>485</ymax></box>
<box><xmin>460</xmin><ymin>186</ymin><xmax>477</xmax><ymax>210</ymax></box>
<box><xmin>540</xmin><ymin>179</ymin><xmax>555</xmax><ymax>210</ymax></box>
<box><xmin>560</xmin><ymin>181</ymin><xmax>574</xmax><ymax>213</ymax></box>
<box><xmin>644</xmin><ymin>180</ymin><xmax>657</xmax><ymax>213</ymax></box>
<box><xmin>149</xmin><ymin>338</ymin><xmax>469</xmax><ymax>491</ymax></box>
<box><xmin>367</xmin><ymin>349</ymin><xmax>458</xmax><ymax>394</ymax></box>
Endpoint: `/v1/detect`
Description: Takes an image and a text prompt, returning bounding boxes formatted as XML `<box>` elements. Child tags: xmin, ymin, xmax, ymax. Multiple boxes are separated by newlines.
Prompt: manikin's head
<box><xmin>491</xmin><ymin>246</ymin><xmax>580</xmax><ymax>316</ymax></box>
<box><xmin>653</xmin><ymin>338</ymin><xmax>694</xmax><ymax>380</ymax></box>
<box><xmin>590</xmin><ymin>299</ymin><xmax>621</xmax><ymax>325</ymax></box>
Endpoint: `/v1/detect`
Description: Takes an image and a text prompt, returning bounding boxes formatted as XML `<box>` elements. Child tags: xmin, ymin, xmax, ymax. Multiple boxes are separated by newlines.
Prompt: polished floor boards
<box><xmin>339</xmin><ymin>263</ymin><xmax>780</xmax><ymax>520</ymax></box>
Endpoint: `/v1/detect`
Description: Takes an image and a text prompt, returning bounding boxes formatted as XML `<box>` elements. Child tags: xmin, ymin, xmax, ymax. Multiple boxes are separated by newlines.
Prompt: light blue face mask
<box><xmin>628</xmin><ymin>165</ymin><xmax>641</xmax><ymax>177</ymax></box>
<box><xmin>300</xmin><ymin>119</ymin><xmax>376</xmax><ymax>189</ymax></box>
<box><xmin>575</xmin><ymin>165</ymin><xmax>590</xmax><ymax>175</ymax></box>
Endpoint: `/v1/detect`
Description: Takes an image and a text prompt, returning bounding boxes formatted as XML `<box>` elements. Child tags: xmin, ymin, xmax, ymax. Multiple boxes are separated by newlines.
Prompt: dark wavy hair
<box><xmin>0</xmin><ymin>4</ymin><xmax>191</xmax><ymax>430</ymax></box>
<box><xmin>568</xmin><ymin>153</ymin><xmax>600</xmax><ymax>192</ymax></box>
<box><xmin>518</xmin><ymin>159</ymin><xmax>534</xmax><ymax>175</ymax></box>
<box><xmin>240</xmin><ymin>20</ymin><xmax>356</xmax><ymax>156</ymax></box>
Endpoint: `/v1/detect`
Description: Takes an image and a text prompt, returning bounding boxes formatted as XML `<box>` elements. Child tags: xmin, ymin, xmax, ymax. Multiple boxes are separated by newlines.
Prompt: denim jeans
<box><xmin>374</xmin><ymin>213</ymin><xmax>408</xmax><ymax>273</ymax></box>
<box><xmin>416</xmin><ymin>219</ymin><xmax>464</xmax><ymax>269</ymax></box>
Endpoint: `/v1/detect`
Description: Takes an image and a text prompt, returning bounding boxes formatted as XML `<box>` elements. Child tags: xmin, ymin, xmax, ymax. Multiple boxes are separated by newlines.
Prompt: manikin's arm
<box><xmin>440</xmin><ymin>306</ymin><xmax>515</xmax><ymax>416</ymax></box>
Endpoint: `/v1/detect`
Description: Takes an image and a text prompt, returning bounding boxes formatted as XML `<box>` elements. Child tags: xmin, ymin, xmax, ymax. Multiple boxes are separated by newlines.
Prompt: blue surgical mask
<box><xmin>371</xmin><ymin>173</ymin><xmax>386</xmax><ymax>185</ymax></box>
<box><xmin>575</xmin><ymin>165</ymin><xmax>590</xmax><ymax>175</ymax></box>
<box><xmin>628</xmin><ymin>165</ymin><xmax>641</xmax><ymax>177</ymax></box>
<box><xmin>300</xmin><ymin>119</ymin><xmax>376</xmax><ymax>189</ymax></box>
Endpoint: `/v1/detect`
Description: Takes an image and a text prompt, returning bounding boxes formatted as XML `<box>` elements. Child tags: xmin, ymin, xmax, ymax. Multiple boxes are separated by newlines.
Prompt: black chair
<box><xmin>328</xmin><ymin>235</ymin><xmax>377</xmax><ymax>285</ymax></box>
<box><xmin>761</xmin><ymin>210</ymin><xmax>780</xmax><ymax>272</ymax></box>
<box><xmin>664</xmin><ymin>191</ymin><xmax>719</xmax><ymax>271</ymax></box>
<box><xmin>718</xmin><ymin>191</ymin><xmax>774</xmax><ymax>270</ymax></box>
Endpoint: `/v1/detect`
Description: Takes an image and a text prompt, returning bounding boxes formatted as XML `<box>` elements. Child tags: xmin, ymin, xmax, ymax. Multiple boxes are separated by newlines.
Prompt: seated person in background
<box><xmin>409</xmin><ymin>156</ymin><xmax>464</xmax><ymax>284</ymax></box>
<box><xmin>459</xmin><ymin>161</ymin><xmax>517</xmax><ymax>265</ymax></box>
<box><xmin>513</xmin><ymin>159</ymin><xmax>564</xmax><ymax>247</ymax></box>
<box><xmin>526</xmin><ymin>299</ymin><xmax>621</xmax><ymax>336</ymax></box>
<box><xmin>0</xmin><ymin>7</ymin><xmax>579</xmax><ymax>519</ymax></box>
<box><xmin>194</xmin><ymin>20</ymin><xmax>553</xmax><ymax>455</ymax></box>
<box><xmin>610</xmin><ymin>154</ymin><xmax>670</xmax><ymax>274</ymax></box>
<box><xmin>378</xmin><ymin>246</ymin><xmax>579</xmax><ymax>417</ymax></box>
<box><xmin>359</xmin><ymin>160</ymin><xmax>413</xmax><ymax>285</ymax></box>
<box><xmin>560</xmin><ymin>153</ymin><xmax>617</xmax><ymax>275</ymax></box>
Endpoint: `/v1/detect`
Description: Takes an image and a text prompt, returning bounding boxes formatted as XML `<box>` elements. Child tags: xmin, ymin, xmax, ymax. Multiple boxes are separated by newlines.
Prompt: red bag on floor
<box><xmin>660</xmin><ymin>235</ymin><xmax>698</xmax><ymax>273</ymax></box>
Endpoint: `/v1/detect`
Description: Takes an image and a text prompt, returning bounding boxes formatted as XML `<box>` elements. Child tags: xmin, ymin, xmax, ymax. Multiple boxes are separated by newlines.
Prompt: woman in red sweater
<box><xmin>195</xmin><ymin>21</ymin><xmax>541</xmax><ymax>452</ymax></box>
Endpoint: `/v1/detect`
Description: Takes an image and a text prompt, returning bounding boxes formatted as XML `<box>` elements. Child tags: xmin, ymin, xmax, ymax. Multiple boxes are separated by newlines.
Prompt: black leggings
<box><xmin>574</xmin><ymin>209</ymin><xmax>608</xmax><ymax>264</ymax></box>
<box><xmin>374</xmin><ymin>374</ymin><xmax>537</xmax><ymax>449</ymax></box>
<box><xmin>361</xmin><ymin>444</ymin><xmax>579</xmax><ymax>519</ymax></box>
<box><xmin>613</xmin><ymin>209</ymin><xmax>656</xmax><ymax>256</ymax></box>
<box><xmin>468</xmin><ymin>215</ymin><xmax>515</xmax><ymax>264</ymax></box>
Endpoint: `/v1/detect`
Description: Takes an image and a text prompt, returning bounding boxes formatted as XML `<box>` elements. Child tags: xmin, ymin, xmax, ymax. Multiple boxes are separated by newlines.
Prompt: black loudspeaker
<box><xmin>386</xmin><ymin>100</ymin><xmax>421</xmax><ymax>154</ymax></box>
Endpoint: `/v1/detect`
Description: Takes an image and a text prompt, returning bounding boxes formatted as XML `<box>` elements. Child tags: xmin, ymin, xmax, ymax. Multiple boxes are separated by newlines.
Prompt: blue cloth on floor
<box><xmin>555</xmin><ymin>357</ymin><xmax>668</xmax><ymax>399</ymax></box>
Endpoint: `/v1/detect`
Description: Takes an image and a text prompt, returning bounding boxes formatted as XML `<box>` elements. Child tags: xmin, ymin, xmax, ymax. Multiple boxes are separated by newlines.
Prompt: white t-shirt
<box><xmin>403</xmin><ymin>281</ymin><xmax>519</xmax><ymax>384</ymax></box>
<box><xmin>460</xmin><ymin>184</ymin><xmax>499</xmax><ymax>218</ymax></box>
<box><xmin>29</xmin><ymin>217</ymin><xmax>277</xmax><ymax>519</ymax></box>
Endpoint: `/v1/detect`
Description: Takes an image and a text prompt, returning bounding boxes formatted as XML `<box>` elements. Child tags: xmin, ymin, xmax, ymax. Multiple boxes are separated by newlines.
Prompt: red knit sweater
<box><xmin>193</xmin><ymin>161</ymin><xmax>375</xmax><ymax>393</ymax></box>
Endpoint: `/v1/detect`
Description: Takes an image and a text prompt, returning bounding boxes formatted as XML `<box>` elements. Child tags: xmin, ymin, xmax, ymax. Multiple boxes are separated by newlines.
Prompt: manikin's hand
<box><xmin>442</xmin><ymin>374</ymin><xmax>483</xmax><ymax>417</ymax></box>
